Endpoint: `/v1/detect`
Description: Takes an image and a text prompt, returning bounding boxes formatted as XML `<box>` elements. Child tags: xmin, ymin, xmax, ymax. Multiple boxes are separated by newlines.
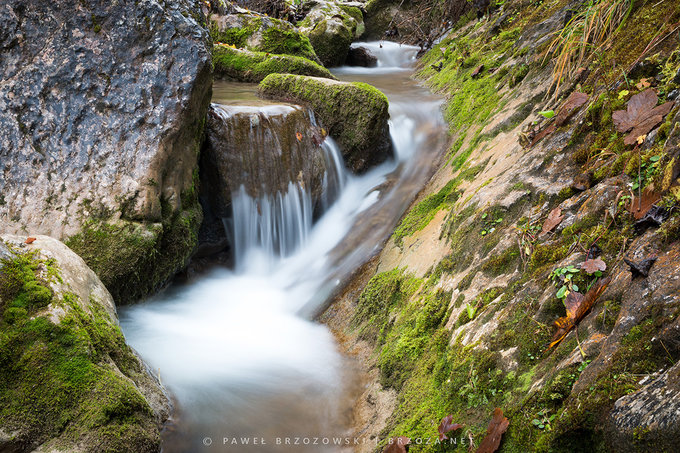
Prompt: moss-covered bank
<box><xmin>258</xmin><ymin>73</ymin><xmax>393</xmax><ymax>172</ymax></box>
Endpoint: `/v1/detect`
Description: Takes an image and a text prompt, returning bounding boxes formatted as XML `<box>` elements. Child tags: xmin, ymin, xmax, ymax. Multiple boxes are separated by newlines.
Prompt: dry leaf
<box><xmin>531</xmin><ymin>92</ymin><xmax>588</xmax><ymax>147</ymax></box>
<box><xmin>554</xmin><ymin>92</ymin><xmax>589</xmax><ymax>128</ymax></box>
<box><xmin>581</xmin><ymin>257</ymin><xmax>606</xmax><ymax>274</ymax></box>
<box><xmin>295</xmin><ymin>132</ymin><xmax>303</xmax><ymax>142</ymax></box>
<box><xmin>25</xmin><ymin>237</ymin><xmax>36</xmax><ymax>244</ymax></box>
<box><xmin>383</xmin><ymin>437</ymin><xmax>410</xmax><ymax>453</ymax></box>
<box><xmin>476</xmin><ymin>408</ymin><xmax>509</xmax><ymax>453</ymax></box>
<box><xmin>438</xmin><ymin>415</ymin><xmax>464</xmax><ymax>441</ymax></box>
<box><xmin>471</xmin><ymin>64</ymin><xmax>485</xmax><ymax>78</ymax></box>
<box><xmin>636</xmin><ymin>78</ymin><xmax>651</xmax><ymax>90</ymax></box>
<box><xmin>612</xmin><ymin>89</ymin><xmax>674</xmax><ymax>145</ymax></box>
<box><xmin>548</xmin><ymin>277</ymin><xmax>611</xmax><ymax>350</ymax></box>
<box><xmin>541</xmin><ymin>207</ymin><xmax>564</xmax><ymax>235</ymax></box>
<box><xmin>628</xmin><ymin>188</ymin><xmax>661</xmax><ymax>220</ymax></box>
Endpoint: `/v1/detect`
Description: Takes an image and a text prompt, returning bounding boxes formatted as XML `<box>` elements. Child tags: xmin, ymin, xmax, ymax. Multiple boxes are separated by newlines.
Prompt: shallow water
<box><xmin>120</xmin><ymin>41</ymin><xmax>447</xmax><ymax>452</ymax></box>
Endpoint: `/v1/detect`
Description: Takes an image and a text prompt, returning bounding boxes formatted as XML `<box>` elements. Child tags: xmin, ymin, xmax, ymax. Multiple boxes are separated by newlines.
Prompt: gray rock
<box><xmin>346</xmin><ymin>46</ymin><xmax>378</xmax><ymax>67</ymax></box>
<box><xmin>607</xmin><ymin>361</ymin><xmax>680</xmax><ymax>451</ymax></box>
<box><xmin>0</xmin><ymin>0</ymin><xmax>212</xmax><ymax>302</ymax></box>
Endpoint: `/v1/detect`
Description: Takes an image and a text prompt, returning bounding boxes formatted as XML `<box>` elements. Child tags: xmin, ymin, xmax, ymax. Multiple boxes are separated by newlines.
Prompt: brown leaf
<box><xmin>383</xmin><ymin>437</ymin><xmax>410</xmax><ymax>453</ymax></box>
<box><xmin>581</xmin><ymin>257</ymin><xmax>606</xmax><ymax>274</ymax></box>
<box><xmin>541</xmin><ymin>207</ymin><xmax>564</xmax><ymax>236</ymax></box>
<box><xmin>471</xmin><ymin>64</ymin><xmax>485</xmax><ymax>78</ymax></box>
<box><xmin>548</xmin><ymin>277</ymin><xmax>611</xmax><ymax>350</ymax></box>
<box><xmin>531</xmin><ymin>92</ymin><xmax>588</xmax><ymax>147</ymax></box>
<box><xmin>554</xmin><ymin>92</ymin><xmax>589</xmax><ymax>128</ymax></box>
<box><xmin>296</xmin><ymin>132</ymin><xmax>303</xmax><ymax>142</ymax></box>
<box><xmin>476</xmin><ymin>408</ymin><xmax>509</xmax><ymax>453</ymax></box>
<box><xmin>628</xmin><ymin>187</ymin><xmax>661</xmax><ymax>220</ymax></box>
<box><xmin>636</xmin><ymin>78</ymin><xmax>651</xmax><ymax>90</ymax></box>
<box><xmin>25</xmin><ymin>237</ymin><xmax>36</xmax><ymax>244</ymax></box>
<box><xmin>438</xmin><ymin>415</ymin><xmax>464</xmax><ymax>440</ymax></box>
<box><xmin>612</xmin><ymin>89</ymin><xmax>674</xmax><ymax>145</ymax></box>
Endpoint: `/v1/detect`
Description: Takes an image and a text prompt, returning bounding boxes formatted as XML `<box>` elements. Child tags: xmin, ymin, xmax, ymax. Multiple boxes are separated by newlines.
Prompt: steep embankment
<box><xmin>324</xmin><ymin>1</ymin><xmax>680</xmax><ymax>451</ymax></box>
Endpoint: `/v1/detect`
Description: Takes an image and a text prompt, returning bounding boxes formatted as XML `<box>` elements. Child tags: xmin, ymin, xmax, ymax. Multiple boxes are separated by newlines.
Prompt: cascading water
<box><xmin>120</xmin><ymin>43</ymin><xmax>447</xmax><ymax>452</ymax></box>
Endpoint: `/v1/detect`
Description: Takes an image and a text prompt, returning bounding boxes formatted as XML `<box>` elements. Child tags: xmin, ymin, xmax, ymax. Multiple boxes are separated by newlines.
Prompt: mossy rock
<box><xmin>258</xmin><ymin>73</ymin><xmax>394</xmax><ymax>173</ymax></box>
<box><xmin>212</xmin><ymin>45</ymin><xmax>335</xmax><ymax>83</ymax></box>
<box><xmin>0</xmin><ymin>236</ymin><xmax>169</xmax><ymax>452</ymax></box>
<box><xmin>209</xmin><ymin>12</ymin><xmax>320</xmax><ymax>63</ymax></box>
<box><xmin>65</xmin><ymin>195</ymin><xmax>202</xmax><ymax>305</ymax></box>
<box><xmin>297</xmin><ymin>0</ymin><xmax>365</xmax><ymax>67</ymax></box>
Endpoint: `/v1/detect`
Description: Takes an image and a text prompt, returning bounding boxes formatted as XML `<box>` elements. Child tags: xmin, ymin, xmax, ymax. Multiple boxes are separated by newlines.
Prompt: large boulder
<box><xmin>258</xmin><ymin>73</ymin><xmax>393</xmax><ymax>173</ymax></box>
<box><xmin>0</xmin><ymin>0</ymin><xmax>213</xmax><ymax>304</ymax></box>
<box><xmin>213</xmin><ymin>44</ymin><xmax>335</xmax><ymax>82</ymax></box>
<box><xmin>209</xmin><ymin>10</ymin><xmax>321</xmax><ymax>63</ymax></box>
<box><xmin>297</xmin><ymin>0</ymin><xmax>365</xmax><ymax>67</ymax></box>
<box><xmin>0</xmin><ymin>235</ymin><xmax>170</xmax><ymax>452</ymax></box>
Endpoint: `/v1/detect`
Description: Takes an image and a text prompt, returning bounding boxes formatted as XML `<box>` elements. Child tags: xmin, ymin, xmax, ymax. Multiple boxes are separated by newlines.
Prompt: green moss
<box><xmin>0</xmin><ymin>251</ymin><xmax>157</xmax><ymax>452</ymax></box>
<box><xmin>393</xmin><ymin>179</ymin><xmax>461</xmax><ymax>247</ymax></box>
<box><xmin>306</xmin><ymin>18</ymin><xmax>354</xmax><ymax>67</ymax></box>
<box><xmin>481</xmin><ymin>247</ymin><xmax>520</xmax><ymax>276</ymax></box>
<box><xmin>213</xmin><ymin>45</ymin><xmax>334</xmax><ymax>83</ymax></box>
<box><xmin>258</xmin><ymin>74</ymin><xmax>390</xmax><ymax>171</ymax></box>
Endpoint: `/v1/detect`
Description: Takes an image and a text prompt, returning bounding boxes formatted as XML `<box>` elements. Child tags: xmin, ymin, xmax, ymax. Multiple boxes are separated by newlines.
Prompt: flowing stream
<box><xmin>120</xmin><ymin>42</ymin><xmax>446</xmax><ymax>452</ymax></box>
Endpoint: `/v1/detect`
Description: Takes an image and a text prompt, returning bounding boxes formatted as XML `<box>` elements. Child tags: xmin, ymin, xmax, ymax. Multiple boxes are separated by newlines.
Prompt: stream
<box><xmin>119</xmin><ymin>42</ymin><xmax>447</xmax><ymax>452</ymax></box>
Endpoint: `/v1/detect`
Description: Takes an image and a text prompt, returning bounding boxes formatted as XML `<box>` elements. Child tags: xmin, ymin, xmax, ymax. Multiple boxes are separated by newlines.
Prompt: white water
<box><xmin>120</xmin><ymin>42</ymin><xmax>446</xmax><ymax>452</ymax></box>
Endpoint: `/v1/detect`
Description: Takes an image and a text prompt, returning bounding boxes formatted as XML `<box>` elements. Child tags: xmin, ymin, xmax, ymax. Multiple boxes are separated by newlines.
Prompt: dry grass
<box><xmin>543</xmin><ymin>0</ymin><xmax>633</xmax><ymax>96</ymax></box>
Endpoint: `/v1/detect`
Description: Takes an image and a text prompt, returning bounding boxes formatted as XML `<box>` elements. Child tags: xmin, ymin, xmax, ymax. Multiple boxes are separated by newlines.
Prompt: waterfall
<box><xmin>204</xmin><ymin>102</ymin><xmax>347</xmax><ymax>268</ymax></box>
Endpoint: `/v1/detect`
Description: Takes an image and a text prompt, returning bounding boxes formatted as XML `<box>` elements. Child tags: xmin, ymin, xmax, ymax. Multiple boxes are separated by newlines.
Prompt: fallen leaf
<box><xmin>539</xmin><ymin>110</ymin><xmax>555</xmax><ymax>119</ymax></box>
<box><xmin>612</xmin><ymin>89</ymin><xmax>674</xmax><ymax>145</ymax></box>
<box><xmin>541</xmin><ymin>207</ymin><xmax>564</xmax><ymax>235</ymax></box>
<box><xmin>531</xmin><ymin>92</ymin><xmax>588</xmax><ymax>146</ymax></box>
<box><xmin>548</xmin><ymin>277</ymin><xmax>611</xmax><ymax>350</ymax></box>
<box><xmin>471</xmin><ymin>64</ymin><xmax>485</xmax><ymax>78</ymax></box>
<box><xmin>636</xmin><ymin>78</ymin><xmax>651</xmax><ymax>90</ymax></box>
<box><xmin>296</xmin><ymin>132</ymin><xmax>303</xmax><ymax>142</ymax></box>
<box><xmin>628</xmin><ymin>188</ymin><xmax>661</xmax><ymax>220</ymax></box>
<box><xmin>624</xmin><ymin>256</ymin><xmax>657</xmax><ymax>279</ymax></box>
<box><xmin>383</xmin><ymin>437</ymin><xmax>410</xmax><ymax>453</ymax></box>
<box><xmin>438</xmin><ymin>415</ymin><xmax>464</xmax><ymax>441</ymax></box>
<box><xmin>553</xmin><ymin>92</ymin><xmax>589</xmax><ymax>128</ymax></box>
<box><xmin>581</xmin><ymin>257</ymin><xmax>606</xmax><ymax>274</ymax></box>
<box><xmin>476</xmin><ymin>408</ymin><xmax>509</xmax><ymax>453</ymax></box>
<box><xmin>25</xmin><ymin>237</ymin><xmax>36</xmax><ymax>244</ymax></box>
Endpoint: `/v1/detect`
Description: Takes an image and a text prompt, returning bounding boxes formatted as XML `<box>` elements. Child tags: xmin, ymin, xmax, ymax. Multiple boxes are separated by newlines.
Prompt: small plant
<box><xmin>550</xmin><ymin>265</ymin><xmax>581</xmax><ymax>299</ymax></box>
<box><xmin>465</xmin><ymin>302</ymin><xmax>478</xmax><ymax>321</ymax></box>
<box><xmin>480</xmin><ymin>212</ymin><xmax>503</xmax><ymax>236</ymax></box>
<box><xmin>532</xmin><ymin>409</ymin><xmax>556</xmax><ymax>430</ymax></box>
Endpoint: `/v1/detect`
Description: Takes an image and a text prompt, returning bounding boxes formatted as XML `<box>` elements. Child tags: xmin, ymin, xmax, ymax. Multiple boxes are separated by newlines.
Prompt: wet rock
<box><xmin>607</xmin><ymin>360</ymin><xmax>680</xmax><ymax>452</ymax></box>
<box><xmin>202</xmin><ymin>103</ymin><xmax>329</xmax><ymax>217</ymax></box>
<box><xmin>628</xmin><ymin>58</ymin><xmax>662</xmax><ymax>80</ymax></box>
<box><xmin>298</xmin><ymin>0</ymin><xmax>365</xmax><ymax>67</ymax></box>
<box><xmin>0</xmin><ymin>235</ymin><xmax>170</xmax><ymax>452</ymax></box>
<box><xmin>673</xmin><ymin>66</ymin><xmax>680</xmax><ymax>85</ymax></box>
<box><xmin>213</xmin><ymin>45</ymin><xmax>335</xmax><ymax>82</ymax></box>
<box><xmin>346</xmin><ymin>46</ymin><xmax>378</xmax><ymax>67</ymax></box>
<box><xmin>209</xmin><ymin>11</ymin><xmax>320</xmax><ymax>63</ymax></box>
<box><xmin>668</xmin><ymin>89</ymin><xmax>680</xmax><ymax>101</ymax></box>
<box><xmin>0</xmin><ymin>0</ymin><xmax>212</xmax><ymax>303</ymax></box>
<box><xmin>258</xmin><ymin>74</ymin><xmax>394</xmax><ymax>173</ymax></box>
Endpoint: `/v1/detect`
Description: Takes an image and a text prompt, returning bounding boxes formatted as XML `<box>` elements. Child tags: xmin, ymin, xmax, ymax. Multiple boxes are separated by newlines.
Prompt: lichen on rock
<box><xmin>0</xmin><ymin>235</ymin><xmax>169</xmax><ymax>453</ymax></box>
<box><xmin>258</xmin><ymin>73</ymin><xmax>393</xmax><ymax>173</ymax></box>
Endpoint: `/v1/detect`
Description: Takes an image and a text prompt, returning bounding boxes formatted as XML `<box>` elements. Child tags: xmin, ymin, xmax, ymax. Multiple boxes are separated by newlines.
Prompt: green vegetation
<box><xmin>213</xmin><ymin>45</ymin><xmax>334</xmax><ymax>83</ymax></box>
<box><xmin>0</xmin><ymin>245</ymin><xmax>159</xmax><ymax>452</ymax></box>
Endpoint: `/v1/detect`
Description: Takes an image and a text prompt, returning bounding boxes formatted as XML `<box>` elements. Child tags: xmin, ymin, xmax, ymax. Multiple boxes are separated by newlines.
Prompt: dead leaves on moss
<box><xmin>548</xmin><ymin>277</ymin><xmax>611</xmax><ymax>350</ymax></box>
<box><xmin>581</xmin><ymin>257</ymin><xmax>606</xmax><ymax>274</ymax></box>
<box><xmin>541</xmin><ymin>207</ymin><xmax>564</xmax><ymax>236</ymax></box>
<box><xmin>613</xmin><ymin>89</ymin><xmax>674</xmax><ymax>145</ymax></box>
<box><xmin>438</xmin><ymin>415</ymin><xmax>463</xmax><ymax>441</ymax></box>
<box><xmin>476</xmin><ymin>408</ymin><xmax>509</xmax><ymax>453</ymax></box>
<box><xmin>529</xmin><ymin>92</ymin><xmax>589</xmax><ymax>147</ymax></box>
